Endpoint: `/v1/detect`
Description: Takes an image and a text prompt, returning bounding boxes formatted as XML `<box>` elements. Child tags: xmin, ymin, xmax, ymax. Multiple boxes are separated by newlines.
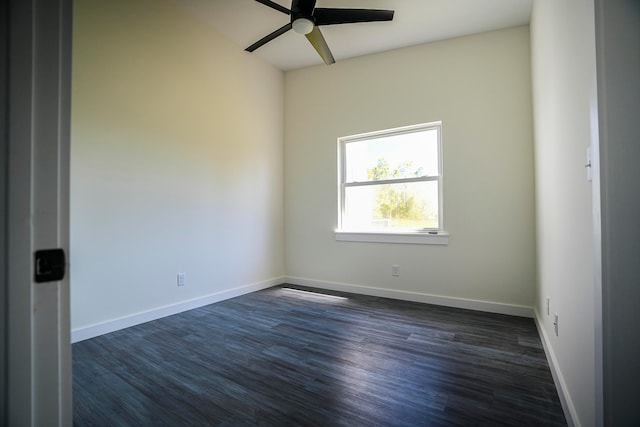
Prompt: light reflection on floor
<box><xmin>278</xmin><ymin>287</ymin><xmax>349</xmax><ymax>303</ymax></box>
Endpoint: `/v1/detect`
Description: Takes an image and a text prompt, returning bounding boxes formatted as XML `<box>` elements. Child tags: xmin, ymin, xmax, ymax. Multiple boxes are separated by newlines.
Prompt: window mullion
<box><xmin>344</xmin><ymin>176</ymin><xmax>438</xmax><ymax>187</ymax></box>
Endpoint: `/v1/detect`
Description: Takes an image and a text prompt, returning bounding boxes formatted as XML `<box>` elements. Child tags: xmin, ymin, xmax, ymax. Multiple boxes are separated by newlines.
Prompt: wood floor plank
<box><xmin>73</xmin><ymin>285</ymin><xmax>566</xmax><ymax>426</ymax></box>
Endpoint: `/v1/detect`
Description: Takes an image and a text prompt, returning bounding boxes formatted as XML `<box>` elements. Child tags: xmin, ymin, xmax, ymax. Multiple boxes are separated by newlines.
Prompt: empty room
<box><xmin>67</xmin><ymin>0</ymin><xmax>591</xmax><ymax>425</ymax></box>
<box><xmin>5</xmin><ymin>0</ymin><xmax>638</xmax><ymax>426</ymax></box>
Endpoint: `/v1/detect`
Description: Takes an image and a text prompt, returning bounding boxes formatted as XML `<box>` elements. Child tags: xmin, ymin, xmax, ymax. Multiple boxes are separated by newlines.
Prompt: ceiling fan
<box><xmin>246</xmin><ymin>0</ymin><xmax>395</xmax><ymax>65</ymax></box>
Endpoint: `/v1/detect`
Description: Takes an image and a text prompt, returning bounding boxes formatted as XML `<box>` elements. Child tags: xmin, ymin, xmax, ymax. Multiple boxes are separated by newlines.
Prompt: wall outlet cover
<box><xmin>392</xmin><ymin>265</ymin><xmax>400</xmax><ymax>277</ymax></box>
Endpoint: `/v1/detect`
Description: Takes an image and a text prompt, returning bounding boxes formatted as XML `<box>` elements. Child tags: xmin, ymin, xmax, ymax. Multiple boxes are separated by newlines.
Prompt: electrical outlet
<box><xmin>392</xmin><ymin>265</ymin><xmax>400</xmax><ymax>277</ymax></box>
<box><xmin>177</xmin><ymin>273</ymin><xmax>186</xmax><ymax>287</ymax></box>
<box><xmin>554</xmin><ymin>313</ymin><xmax>559</xmax><ymax>336</ymax></box>
<box><xmin>546</xmin><ymin>297</ymin><xmax>550</xmax><ymax>316</ymax></box>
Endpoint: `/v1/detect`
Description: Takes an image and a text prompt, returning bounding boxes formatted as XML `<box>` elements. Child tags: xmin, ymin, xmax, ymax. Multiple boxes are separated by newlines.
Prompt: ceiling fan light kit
<box><xmin>246</xmin><ymin>0</ymin><xmax>395</xmax><ymax>65</ymax></box>
<box><xmin>292</xmin><ymin>18</ymin><xmax>314</xmax><ymax>35</ymax></box>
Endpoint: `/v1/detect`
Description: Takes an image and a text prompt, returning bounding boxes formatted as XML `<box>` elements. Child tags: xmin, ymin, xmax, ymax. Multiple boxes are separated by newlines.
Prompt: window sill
<box><xmin>335</xmin><ymin>230</ymin><xmax>449</xmax><ymax>245</ymax></box>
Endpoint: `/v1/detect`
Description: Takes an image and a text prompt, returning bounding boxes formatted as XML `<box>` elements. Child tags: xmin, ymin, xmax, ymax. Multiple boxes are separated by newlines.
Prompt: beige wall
<box><xmin>284</xmin><ymin>26</ymin><xmax>536</xmax><ymax>311</ymax></box>
<box><xmin>71</xmin><ymin>0</ymin><xmax>284</xmax><ymax>330</ymax></box>
<box><xmin>530</xmin><ymin>0</ymin><xmax>598</xmax><ymax>425</ymax></box>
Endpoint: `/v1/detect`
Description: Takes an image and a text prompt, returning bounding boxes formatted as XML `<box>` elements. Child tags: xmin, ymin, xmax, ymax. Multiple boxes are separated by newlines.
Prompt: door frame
<box><xmin>5</xmin><ymin>0</ymin><xmax>72</xmax><ymax>425</ymax></box>
<box><xmin>1</xmin><ymin>0</ymin><xmax>8</xmax><ymax>422</ymax></box>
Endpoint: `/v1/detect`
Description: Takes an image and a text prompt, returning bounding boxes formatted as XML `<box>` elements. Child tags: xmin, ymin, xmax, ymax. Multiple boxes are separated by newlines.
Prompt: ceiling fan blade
<box><xmin>305</xmin><ymin>26</ymin><xmax>335</xmax><ymax>65</ymax></box>
<box><xmin>314</xmin><ymin>8</ymin><xmax>395</xmax><ymax>26</ymax></box>
<box><xmin>292</xmin><ymin>0</ymin><xmax>316</xmax><ymax>16</ymax></box>
<box><xmin>254</xmin><ymin>0</ymin><xmax>290</xmax><ymax>15</ymax></box>
<box><xmin>245</xmin><ymin>23</ymin><xmax>293</xmax><ymax>52</ymax></box>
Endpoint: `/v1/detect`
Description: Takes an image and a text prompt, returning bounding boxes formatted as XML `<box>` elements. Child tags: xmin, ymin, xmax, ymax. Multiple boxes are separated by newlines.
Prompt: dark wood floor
<box><xmin>73</xmin><ymin>285</ymin><xmax>566</xmax><ymax>426</ymax></box>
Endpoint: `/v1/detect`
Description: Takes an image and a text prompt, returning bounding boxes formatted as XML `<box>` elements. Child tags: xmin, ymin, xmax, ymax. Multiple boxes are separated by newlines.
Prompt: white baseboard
<box><xmin>534</xmin><ymin>310</ymin><xmax>579</xmax><ymax>427</ymax></box>
<box><xmin>71</xmin><ymin>276</ymin><xmax>284</xmax><ymax>343</ymax></box>
<box><xmin>284</xmin><ymin>276</ymin><xmax>534</xmax><ymax>318</ymax></box>
<box><xmin>73</xmin><ymin>275</ymin><xmax>534</xmax><ymax>342</ymax></box>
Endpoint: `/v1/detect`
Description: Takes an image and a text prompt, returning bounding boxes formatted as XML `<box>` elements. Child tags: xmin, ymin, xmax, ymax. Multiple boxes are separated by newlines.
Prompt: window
<box><xmin>337</xmin><ymin>122</ymin><xmax>447</xmax><ymax>245</ymax></box>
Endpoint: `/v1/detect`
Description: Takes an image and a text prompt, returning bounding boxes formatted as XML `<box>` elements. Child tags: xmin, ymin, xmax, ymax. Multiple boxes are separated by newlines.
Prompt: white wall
<box><xmin>284</xmin><ymin>27</ymin><xmax>536</xmax><ymax>312</ymax></box>
<box><xmin>70</xmin><ymin>0</ymin><xmax>284</xmax><ymax>331</ymax></box>
<box><xmin>530</xmin><ymin>1</ymin><xmax>598</xmax><ymax>426</ymax></box>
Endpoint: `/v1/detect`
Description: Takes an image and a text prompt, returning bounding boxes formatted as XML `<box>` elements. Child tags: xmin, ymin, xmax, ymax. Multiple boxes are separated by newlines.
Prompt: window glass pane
<box><xmin>343</xmin><ymin>181</ymin><xmax>439</xmax><ymax>230</ymax></box>
<box><xmin>345</xmin><ymin>128</ymin><xmax>439</xmax><ymax>183</ymax></box>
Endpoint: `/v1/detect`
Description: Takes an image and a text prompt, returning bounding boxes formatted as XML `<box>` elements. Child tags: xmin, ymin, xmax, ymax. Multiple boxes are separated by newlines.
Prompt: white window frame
<box><xmin>336</xmin><ymin>122</ymin><xmax>448</xmax><ymax>245</ymax></box>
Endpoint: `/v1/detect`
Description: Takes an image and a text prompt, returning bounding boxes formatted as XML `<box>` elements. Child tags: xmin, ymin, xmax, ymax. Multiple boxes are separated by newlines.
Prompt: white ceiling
<box><xmin>174</xmin><ymin>0</ymin><xmax>533</xmax><ymax>71</ymax></box>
